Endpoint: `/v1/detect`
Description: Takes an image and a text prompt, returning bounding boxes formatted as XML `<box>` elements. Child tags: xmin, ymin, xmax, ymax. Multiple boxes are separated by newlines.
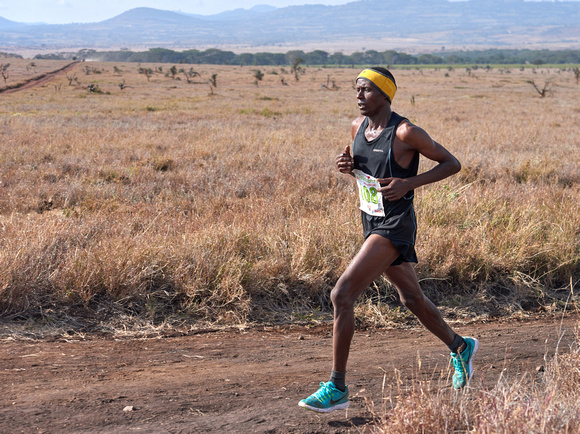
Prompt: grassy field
<box><xmin>371</xmin><ymin>328</ymin><xmax>580</xmax><ymax>433</ymax></box>
<box><xmin>0</xmin><ymin>59</ymin><xmax>578</xmax><ymax>331</ymax></box>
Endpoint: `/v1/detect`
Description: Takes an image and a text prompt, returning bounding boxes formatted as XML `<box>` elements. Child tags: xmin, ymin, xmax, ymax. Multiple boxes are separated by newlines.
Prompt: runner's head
<box><xmin>356</xmin><ymin>67</ymin><xmax>397</xmax><ymax>104</ymax></box>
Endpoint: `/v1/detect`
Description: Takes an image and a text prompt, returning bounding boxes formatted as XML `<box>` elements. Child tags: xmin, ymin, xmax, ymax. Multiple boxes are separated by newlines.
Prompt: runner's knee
<box><xmin>330</xmin><ymin>282</ymin><xmax>356</xmax><ymax>311</ymax></box>
<box><xmin>399</xmin><ymin>291</ymin><xmax>425</xmax><ymax>312</ymax></box>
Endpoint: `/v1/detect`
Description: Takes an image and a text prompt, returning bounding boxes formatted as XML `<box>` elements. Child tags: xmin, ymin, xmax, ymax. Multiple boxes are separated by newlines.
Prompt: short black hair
<box><xmin>368</xmin><ymin>67</ymin><xmax>396</xmax><ymax>87</ymax></box>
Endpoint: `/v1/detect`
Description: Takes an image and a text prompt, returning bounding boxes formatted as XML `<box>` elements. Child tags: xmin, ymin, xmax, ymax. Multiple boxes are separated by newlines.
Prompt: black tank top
<box><xmin>353</xmin><ymin>112</ymin><xmax>419</xmax><ymax>203</ymax></box>
<box><xmin>352</xmin><ymin>112</ymin><xmax>420</xmax><ymax>263</ymax></box>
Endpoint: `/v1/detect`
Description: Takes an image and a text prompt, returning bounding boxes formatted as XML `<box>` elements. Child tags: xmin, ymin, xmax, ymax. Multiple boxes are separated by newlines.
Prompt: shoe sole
<box><xmin>298</xmin><ymin>400</ymin><xmax>350</xmax><ymax>413</ymax></box>
<box><xmin>466</xmin><ymin>337</ymin><xmax>479</xmax><ymax>381</ymax></box>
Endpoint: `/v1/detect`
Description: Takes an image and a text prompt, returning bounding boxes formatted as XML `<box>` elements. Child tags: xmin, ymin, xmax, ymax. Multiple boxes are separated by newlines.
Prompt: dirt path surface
<box><xmin>0</xmin><ymin>62</ymin><xmax>79</xmax><ymax>95</ymax></box>
<box><xmin>1</xmin><ymin>315</ymin><xmax>578</xmax><ymax>433</ymax></box>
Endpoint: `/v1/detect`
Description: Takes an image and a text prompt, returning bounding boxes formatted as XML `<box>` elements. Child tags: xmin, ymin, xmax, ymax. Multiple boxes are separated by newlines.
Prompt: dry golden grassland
<box><xmin>0</xmin><ymin>59</ymin><xmax>578</xmax><ymax>329</ymax></box>
<box><xmin>371</xmin><ymin>330</ymin><xmax>580</xmax><ymax>433</ymax></box>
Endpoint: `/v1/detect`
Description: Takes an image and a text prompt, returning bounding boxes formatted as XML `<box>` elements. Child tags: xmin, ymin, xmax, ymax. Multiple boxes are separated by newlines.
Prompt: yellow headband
<box><xmin>357</xmin><ymin>69</ymin><xmax>397</xmax><ymax>103</ymax></box>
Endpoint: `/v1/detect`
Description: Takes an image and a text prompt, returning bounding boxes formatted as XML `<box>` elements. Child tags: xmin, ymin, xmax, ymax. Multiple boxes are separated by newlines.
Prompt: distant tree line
<box><xmin>34</xmin><ymin>47</ymin><xmax>580</xmax><ymax>66</ymax></box>
<box><xmin>1</xmin><ymin>52</ymin><xmax>23</xmax><ymax>59</ymax></box>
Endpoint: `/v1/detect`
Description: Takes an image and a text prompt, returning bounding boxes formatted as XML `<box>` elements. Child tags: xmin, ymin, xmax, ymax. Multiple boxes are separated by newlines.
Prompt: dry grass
<box><xmin>0</xmin><ymin>60</ymin><xmax>578</xmax><ymax>330</ymax></box>
<box><xmin>367</xmin><ymin>328</ymin><xmax>580</xmax><ymax>433</ymax></box>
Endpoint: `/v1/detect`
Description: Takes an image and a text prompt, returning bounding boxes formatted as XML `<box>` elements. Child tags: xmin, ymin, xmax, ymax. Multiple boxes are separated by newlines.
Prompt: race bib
<box><xmin>352</xmin><ymin>169</ymin><xmax>385</xmax><ymax>217</ymax></box>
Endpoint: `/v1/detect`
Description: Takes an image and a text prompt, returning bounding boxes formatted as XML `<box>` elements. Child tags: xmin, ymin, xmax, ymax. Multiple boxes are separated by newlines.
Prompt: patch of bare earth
<box><xmin>1</xmin><ymin>315</ymin><xmax>578</xmax><ymax>433</ymax></box>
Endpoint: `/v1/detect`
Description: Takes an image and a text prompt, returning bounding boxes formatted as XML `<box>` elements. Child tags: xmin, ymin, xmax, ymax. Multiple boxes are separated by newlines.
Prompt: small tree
<box><xmin>573</xmin><ymin>67</ymin><xmax>580</xmax><ymax>85</ymax></box>
<box><xmin>253</xmin><ymin>69</ymin><xmax>264</xmax><ymax>86</ymax></box>
<box><xmin>527</xmin><ymin>80</ymin><xmax>552</xmax><ymax>98</ymax></box>
<box><xmin>291</xmin><ymin>57</ymin><xmax>304</xmax><ymax>81</ymax></box>
<box><xmin>66</xmin><ymin>73</ymin><xmax>78</xmax><ymax>86</ymax></box>
<box><xmin>209</xmin><ymin>73</ymin><xmax>218</xmax><ymax>88</ymax></box>
<box><xmin>321</xmin><ymin>75</ymin><xmax>339</xmax><ymax>90</ymax></box>
<box><xmin>138</xmin><ymin>67</ymin><xmax>154</xmax><ymax>81</ymax></box>
<box><xmin>181</xmin><ymin>68</ymin><xmax>200</xmax><ymax>84</ymax></box>
<box><xmin>169</xmin><ymin>65</ymin><xmax>178</xmax><ymax>79</ymax></box>
<box><xmin>208</xmin><ymin>73</ymin><xmax>218</xmax><ymax>95</ymax></box>
<box><xmin>1</xmin><ymin>63</ymin><xmax>10</xmax><ymax>84</ymax></box>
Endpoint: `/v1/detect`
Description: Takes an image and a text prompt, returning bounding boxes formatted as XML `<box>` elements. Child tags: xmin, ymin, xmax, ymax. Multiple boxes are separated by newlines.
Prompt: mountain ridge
<box><xmin>1</xmin><ymin>0</ymin><xmax>579</xmax><ymax>53</ymax></box>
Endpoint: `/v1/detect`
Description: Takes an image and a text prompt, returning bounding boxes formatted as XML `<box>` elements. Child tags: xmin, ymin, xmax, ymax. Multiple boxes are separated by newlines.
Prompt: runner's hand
<box><xmin>336</xmin><ymin>145</ymin><xmax>353</xmax><ymax>174</ymax></box>
<box><xmin>378</xmin><ymin>177</ymin><xmax>411</xmax><ymax>201</ymax></box>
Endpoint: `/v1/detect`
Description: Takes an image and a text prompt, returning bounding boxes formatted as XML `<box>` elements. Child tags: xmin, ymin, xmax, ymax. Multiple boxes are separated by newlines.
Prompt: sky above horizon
<box><xmin>0</xmin><ymin>0</ymin><xmax>354</xmax><ymax>24</ymax></box>
<box><xmin>1</xmin><ymin>0</ymin><xmax>574</xmax><ymax>25</ymax></box>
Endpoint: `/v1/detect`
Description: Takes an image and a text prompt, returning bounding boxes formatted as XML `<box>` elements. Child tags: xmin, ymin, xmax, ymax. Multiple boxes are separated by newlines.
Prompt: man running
<box><xmin>299</xmin><ymin>67</ymin><xmax>478</xmax><ymax>413</ymax></box>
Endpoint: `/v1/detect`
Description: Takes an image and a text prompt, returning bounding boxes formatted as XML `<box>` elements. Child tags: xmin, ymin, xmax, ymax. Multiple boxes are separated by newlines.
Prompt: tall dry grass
<box><xmin>368</xmin><ymin>329</ymin><xmax>580</xmax><ymax>433</ymax></box>
<box><xmin>0</xmin><ymin>61</ymin><xmax>578</xmax><ymax>328</ymax></box>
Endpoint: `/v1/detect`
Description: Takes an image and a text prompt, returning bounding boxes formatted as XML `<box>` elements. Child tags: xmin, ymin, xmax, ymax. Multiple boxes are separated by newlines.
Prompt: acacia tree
<box><xmin>180</xmin><ymin>67</ymin><xmax>200</xmax><ymax>84</ymax></box>
<box><xmin>169</xmin><ymin>65</ymin><xmax>178</xmax><ymax>79</ymax></box>
<box><xmin>527</xmin><ymin>80</ymin><xmax>552</xmax><ymax>98</ymax></box>
<box><xmin>1</xmin><ymin>63</ymin><xmax>10</xmax><ymax>84</ymax></box>
<box><xmin>291</xmin><ymin>57</ymin><xmax>304</xmax><ymax>81</ymax></box>
<box><xmin>321</xmin><ymin>74</ymin><xmax>339</xmax><ymax>90</ymax></box>
<box><xmin>138</xmin><ymin>67</ymin><xmax>154</xmax><ymax>81</ymax></box>
<box><xmin>66</xmin><ymin>73</ymin><xmax>78</xmax><ymax>86</ymax></box>
<box><xmin>253</xmin><ymin>69</ymin><xmax>264</xmax><ymax>86</ymax></box>
<box><xmin>209</xmin><ymin>73</ymin><xmax>218</xmax><ymax>88</ymax></box>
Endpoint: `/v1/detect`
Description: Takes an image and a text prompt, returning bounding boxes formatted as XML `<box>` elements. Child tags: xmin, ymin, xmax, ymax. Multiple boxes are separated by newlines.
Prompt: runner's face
<box><xmin>356</xmin><ymin>78</ymin><xmax>387</xmax><ymax>116</ymax></box>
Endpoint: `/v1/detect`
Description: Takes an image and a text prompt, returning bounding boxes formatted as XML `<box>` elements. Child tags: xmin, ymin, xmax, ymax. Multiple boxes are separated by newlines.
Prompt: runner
<box><xmin>299</xmin><ymin>67</ymin><xmax>478</xmax><ymax>413</ymax></box>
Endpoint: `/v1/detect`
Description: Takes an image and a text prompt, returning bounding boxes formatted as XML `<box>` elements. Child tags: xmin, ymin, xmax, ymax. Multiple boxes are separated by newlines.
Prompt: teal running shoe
<box><xmin>451</xmin><ymin>337</ymin><xmax>479</xmax><ymax>389</ymax></box>
<box><xmin>298</xmin><ymin>381</ymin><xmax>349</xmax><ymax>413</ymax></box>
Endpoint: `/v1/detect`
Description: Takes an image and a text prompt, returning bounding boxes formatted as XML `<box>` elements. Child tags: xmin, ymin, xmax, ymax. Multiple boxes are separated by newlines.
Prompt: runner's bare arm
<box><xmin>335</xmin><ymin>117</ymin><xmax>365</xmax><ymax>176</ymax></box>
<box><xmin>351</xmin><ymin>116</ymin><xmax>365</xmax><ymax>140</ymax></box>
<box><xmin>378</xmin><ymin>122</ymin><xmax>461</xmax><ymax>201</ymax></box>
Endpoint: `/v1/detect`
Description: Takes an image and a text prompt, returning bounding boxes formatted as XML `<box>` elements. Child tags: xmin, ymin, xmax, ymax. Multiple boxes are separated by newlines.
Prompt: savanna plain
<box><xmin>0</xmin><ymin>59</ymin><xmax>579</xmax><ymax>432</ymax></box>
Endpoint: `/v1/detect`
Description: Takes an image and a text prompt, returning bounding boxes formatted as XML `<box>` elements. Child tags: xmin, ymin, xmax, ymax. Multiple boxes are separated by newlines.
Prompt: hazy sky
<box><xmin>1</xmin><ymin>0</ymin><xmax>574</xmax><ymax>24</ymax></box>
<box><xmin>0</xmin><ymin>0</ymin><xmax>355</xmax><ymax>24</ymax></box>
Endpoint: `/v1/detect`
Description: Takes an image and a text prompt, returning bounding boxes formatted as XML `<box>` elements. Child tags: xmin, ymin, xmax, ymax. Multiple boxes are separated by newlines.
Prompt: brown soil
<box><xmin>1</xmin><ymin>314</ymin><xmax>578</xmax><ymax>433</ymax></box>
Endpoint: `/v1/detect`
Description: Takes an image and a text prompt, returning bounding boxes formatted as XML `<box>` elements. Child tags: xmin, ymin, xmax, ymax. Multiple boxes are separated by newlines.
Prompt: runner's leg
<box><xmin>383</xmin><ymin>262</ymin><xmax>456</xmax><ymax>346</ymax></box>
<box><xmin>331</xmin><ymin>234</ymin><xmax>401</xmax><ymax>373</ymax></box>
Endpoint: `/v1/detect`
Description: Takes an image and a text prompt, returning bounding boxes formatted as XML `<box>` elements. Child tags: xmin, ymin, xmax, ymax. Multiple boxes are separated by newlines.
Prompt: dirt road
<box><xmin>0</xmin><ymin>62</ymin><xmax>79</xmax><ymax>95</ymax></box>
<box><xmin>1</xmin><ymin>315</ymin><xmax>578</xmax><ymax>433</ymax></box>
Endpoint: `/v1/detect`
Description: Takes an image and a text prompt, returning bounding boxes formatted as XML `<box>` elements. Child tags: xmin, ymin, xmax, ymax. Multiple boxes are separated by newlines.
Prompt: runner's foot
<box><xmin>298</xmin><ymin>381</ymin><xmax>349</xmax><ymax>413</ymax></box>
<box><xmin>451</xmin><ymin>337</ymin><xmax>479</xmax><ymax>389</ymax></box>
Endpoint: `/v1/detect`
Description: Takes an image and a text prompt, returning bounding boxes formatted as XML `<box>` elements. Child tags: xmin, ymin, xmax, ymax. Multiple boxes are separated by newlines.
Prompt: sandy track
<box><xmin>1</xmin><ymin>315</ymin><xmax>578</xmax><ymax>433</ymax></box>
<box><xmin>0</xmin><ymin>61</ymin><xmax>79</xmax><ymax>95</ymax></box>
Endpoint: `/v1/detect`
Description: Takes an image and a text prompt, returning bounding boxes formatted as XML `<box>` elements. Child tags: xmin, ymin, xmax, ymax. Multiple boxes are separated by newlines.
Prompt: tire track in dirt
<box><xmin>0</xmin><ymin>61</ymin><xmax>80</xmax><ymax>95</ymax></box>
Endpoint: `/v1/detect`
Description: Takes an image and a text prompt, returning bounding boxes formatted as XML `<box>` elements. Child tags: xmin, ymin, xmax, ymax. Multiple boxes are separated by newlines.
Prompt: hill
<box><xmin>0</xmin><ymin>0</ymin><xmax>579</xmax><ymax>53</ymax></box>
<box><xmin>0</xmin><ymin>16</ymin><xmax>24</xmax><ymax>29</ymax></box>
